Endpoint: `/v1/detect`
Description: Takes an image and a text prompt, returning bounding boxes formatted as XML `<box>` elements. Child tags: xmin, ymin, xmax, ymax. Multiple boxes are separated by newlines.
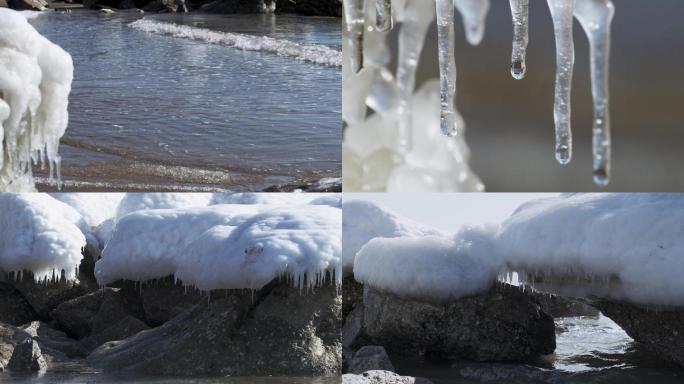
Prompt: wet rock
<box><xmin>0</xmin><ymin>283</ymin><xmax>35</xmax><ymax>326</ymax></box>
<box><xmin>8</xmin><ymin>0</ymin><xmax>48</xmax><ymax>10</ymax></box>
<box><xmin>347</xmin><ymin>346</ymin><xmax>394</xmax><ymax>374</ymax></box>
<box><xmin>79</xmin><ymin>315</ymin><xmax>149</xmax><ymax>354</ymax></box>
<box><xmin>594</xmin><ymin>299</ymin><xmax>684</xmax><ymax>366</ymax></box>
<box><xmin>160</xmin><ymin>0</ymin><xmax>186</xmax><ymax>11</ymax></box>
<box><xmin>6</xmin><ymin>339</ymin><xmax>47</xmax><ymax>372</ymax></box>
<box><xmin>360</xmin><ymin>283</ymin><xmax>555</xmax><ymax>362</ymax></box>
<box><xmin>343</xmin><ymin>370</ymin><xmax>434</xmax><ymax>384</ymax></box>
<box><xmin>117</xmin><ymin>276</ymin><xmax>202</xmax><ymax>326</ymax></box>
<box><xmin>343</xmin><ymin>276</ymin><xmax>364</xmax><ymax>318</ymax></box>
<box><xmin>88</xmin><ymin>281</ymin><xmax>341</xmax><ymax>376</ymax></box>
<box><xmin>51</xmin><ymin>288</ymin><xmax>130</xmax><ymax>339</ymax></box>
<box><xmin>276</xmin><ymin>0</ymin><xmax>341</xmax><ymax>17</ymax></box>
<box><xmin>529</xmin><ymin>289</ymin><xmax>599</xmax><ymax>318</ymax></box>
<box><xmin>20</xmin><ymin>321</ymin><xmax>79</xmax><ymax>360</ymax></box>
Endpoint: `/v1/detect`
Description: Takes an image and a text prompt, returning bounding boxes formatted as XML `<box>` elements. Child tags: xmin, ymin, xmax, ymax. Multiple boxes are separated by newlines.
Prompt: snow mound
<box><xmin>129</xmin><ymin>19</ymin><xmax>342</xmax><ymax>67</ymax></box>
<box><xmin>0</xmin><ymin>8</ymin><xmax>73</xmax><ymax>191</ymax></box>
<box><xmin>96</xmin><ymin>204</ymin><xmax>341</xmax><ymax>290</ymax></box>
<box><xmin>51</xmin><ymin>193</ymin><xmax>125</xmax><ymax>228</ymax></box>
<box><xmin>342</xmin><ymin>199</ymin><xmax>443</xmax><ymax>274</ymax></box>
<box><xmin>0</xmin><ymin>194</ymin><xmax>86</xmax><ymax>282</ymax></box>
<box><xmin>354</xmin><ymin>226</ymin><xmax>501</xmax><ymax>302</ymax></box>
<box><xmin>115</xmin><ymin>193</ymin><xmax>214</xmax><ymax>220</ymax></box>
<box><xmin>210</xmin><ymin>192</ymin><xmax>322</xmax><ymax>206</ymax></box>
<box><xmin>499</xmin><ymin>193</ymin><xmax>684</xmax><ymax>305</ymax></box>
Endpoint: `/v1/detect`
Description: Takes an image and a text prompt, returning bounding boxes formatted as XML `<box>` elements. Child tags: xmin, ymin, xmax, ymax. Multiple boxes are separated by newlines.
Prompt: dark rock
<box><xmin>594</xmin><ymin>299</ymin><xmax>684</xmax><ymax>366</ymax></box>
<box><xmin>0</xmin><ymin>283</ymin><xmax>35</xmax><ymax>326</ymax></box>
<box><xmin>87</xmin><ymin>281</ymin><xmax>341</xmax><ymax>376</ymax></box>
<box><xmin>276</xmin><ymin>0</ymin><xmax>341</xmax><ymax>17</ymax></box>
<box><xmin>360</xmin><ymin>283</ymin><xmax>556</xmax><ymax>362</ymax></box>
<box><xmin>140</xmin><ymin>0</ymin><xmax>163</xmax><ymax>11</ymax></box>
<box><xmin>343</xmin><ymin>275</ymin><xmax>363</xmax><ymax>318</ymax></box>
<box><xmin>160</xmin><ymin>0</ymin><xmax>186</xmax><ymax>11</ymax></box>
<box><xmin>347</xmin><ymin>346</ymin><xmax>394</xmax><ymax>374</ymax></box>
<box><xmin>529</xmin><ymin>289</ymin><xmax>599</xmax><ymax>318</ymax></box>
<box><xmin>51</xmin><ymin>288</ymin><xmax>128</xmax><ymax>339</ymax></box>
<box><xmin>343</xmin><ymin>307</ymin><xmax>363</xmax><ymax>349</ymax></box>
<box><xmin>343</xmin><ymin>370</ymin><xmax>434</xmax><ymax>384</ymax></box>
<box><xmin>6</xmin><ymin>278</ymin><xmax>89</xmax><ymax>320</ymax></box>
<box><xmin>8</xmin><ymin>0</ymin><xmax>48</xmax><ymax>10</ymax></box>
<box><xmin>6</xmin><ymin>339</ymin><xmax>47</xmax><ymax>372</ymax></box>
<box><xmin>199</xmin><ymin>0</ymin><xmax>274</xmax><ymax>13</ymax></box>
<box><xmin>0</xmin><ymin>0</ymin><xmax>8</xmax><ymax>7</ymax></box>
<box><xmin>79</xmin><ymin>316</ymin><xmax>149</xmax><ymax>354</ymax></box>
<box><xmin>21</xmin><ymin>321</ymin><xmax>80</xmax><ymax>360</ymax></box>
<box><xmin>117</xmin><ymin>276</ymin><xmax>202</xmax><ymax>326</ymax></box>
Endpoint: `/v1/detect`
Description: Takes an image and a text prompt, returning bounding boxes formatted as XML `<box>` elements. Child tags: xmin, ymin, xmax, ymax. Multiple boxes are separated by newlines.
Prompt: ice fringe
<box><xmin>0</xmin><ymin>8</ymin><xmax>74</xmax><ymax>192</ymax></box>
<box><xmin>129</xmin><ymin>19</ymin><xmax>342</xmax><ymax>67</ymax></box>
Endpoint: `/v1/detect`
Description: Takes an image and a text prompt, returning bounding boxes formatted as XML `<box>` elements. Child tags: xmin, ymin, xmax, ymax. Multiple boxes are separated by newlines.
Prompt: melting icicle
<box><xmin>436</xmin><ymin>0</ymin><xmax>459</xmax><ymax>137</ymax></box>
<box><xmin>395</xmin><ymin>0</ymin><xmax>435</xmax><ymax>152</ymax></box>
<box><xmin>343</xmin><ymin>0</ymin><xmax>366</xmax><ymax>74</ymax></box>
<box><xmin>455</xmin><ymin>0</ymin><xmax>490</xmax><ymax>46</ymax></box>
<box><xmin>575</xmin><ymin>0</ymin><xmax>614</xmax><ymax>186</ymax></box>
<box><xmin>547</xmin><ymin>0</ymin><xmax>576</xmax><ymax>164</ymax></box>
<box><xmin>376</xmin><ymin>0</ymin><xmax>393</xmax><ymax>32</ymax></box>
<box><xmin>509</xmin><ymin>0</ymin><xmax>529</xmax><ymax>79</ymax></box>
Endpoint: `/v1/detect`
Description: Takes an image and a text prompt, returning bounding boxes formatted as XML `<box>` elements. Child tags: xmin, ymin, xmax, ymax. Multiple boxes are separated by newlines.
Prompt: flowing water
<box><xmin>28</xmin><ymin>10</ymin><xmax>341</xmax><ymax>191</ymax></box>
<box><xmin>392</xmin><ymin>315</ymin><xmax>684</xmax><ymax>383</ymax></box>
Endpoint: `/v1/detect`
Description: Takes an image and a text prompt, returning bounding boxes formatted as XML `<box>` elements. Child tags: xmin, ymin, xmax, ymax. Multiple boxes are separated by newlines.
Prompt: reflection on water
<box><xmin>28</xmin><ymin>10</ymin><xmax>340</xmax><ymax>191</ymax></box>
<box><xmin>390</xmin><ymin>315</ymin><xmax>684</xmax><ymax>383</ymax></box>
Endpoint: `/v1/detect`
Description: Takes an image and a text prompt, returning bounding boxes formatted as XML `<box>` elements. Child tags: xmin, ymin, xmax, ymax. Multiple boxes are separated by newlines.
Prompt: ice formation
<box><xmin>348</xmin><ymin>195</ymin><xmax>684</xmax><ymax>306</ymax></box>
<box><xmin>342</xmin><ymin>199</ymin><xmax>444</xmax><ymax>274</ymax></box>
<box><xmin>96</xmin><ymin>203</ymin><xmax>341</xmax><ymax>290</ymax></box>
<box><xmin>0</xmin><ymin>194</ymin><xmax>86</xmax><ymax>282</ymax></box>
<box><xmin>129</xmin><ymin>20</ymin><xmax>342</xmax><ymax>67</ymax></box>
<box><xmin>0</xmin><ymin>9</ymin><xmax>74</xmax><ymax>192</ymax></box>
<box><xmin>342</xmin><ymin>0</ymin><xmax>615</xmax><ymax>187</ymax></box>
<box><xmin>0</xmin><ymin>193</ymin><xmax>341</xmax><ymax>291</ymax></box>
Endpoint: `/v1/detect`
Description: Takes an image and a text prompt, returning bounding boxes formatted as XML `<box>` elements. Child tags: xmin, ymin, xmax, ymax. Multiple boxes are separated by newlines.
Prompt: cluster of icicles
<box><xmin>344</xmin><ymin>0</ymin><xmax>615</xmax><ymax>186</ymax></box>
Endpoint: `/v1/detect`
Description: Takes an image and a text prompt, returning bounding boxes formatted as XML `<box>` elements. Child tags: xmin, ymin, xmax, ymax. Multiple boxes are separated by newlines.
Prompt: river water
<box><xmin>392</xmin><ymin>315</ymin><xmax>684</xmax><ymax>383</ymax></box>
<box><xmin>27</xmin><ymin>10</ymin><xmax>341</xmax><ymax>191</ymax></box>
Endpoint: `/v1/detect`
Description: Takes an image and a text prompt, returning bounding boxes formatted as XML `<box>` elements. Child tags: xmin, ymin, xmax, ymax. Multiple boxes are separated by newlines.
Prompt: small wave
<box><xmin>129</xmin><ymin>19</ymin><xmax>341</xmax><ymax>67</ymax></box>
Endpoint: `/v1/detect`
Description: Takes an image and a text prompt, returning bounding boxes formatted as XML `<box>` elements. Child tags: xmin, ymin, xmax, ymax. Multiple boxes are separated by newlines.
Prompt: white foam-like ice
<box><xmin>129</xmin><ymin>19</ymin><xmax>342</xmax><ymax>67</ymax></box>
<box><xmin>115</xmin><ymin>193</ymin><xmax>215</xmax><ymax>220</ymax></box>
<box><xmin>0</xmin><ymin>8</ymin><xmax>73</xmax><ymax>191</ymax></box>
<box><xmin>0</xmin><ymin>194</ymin><xmax>86</xmax><ymax>282</ymax></box>
<box><xmin>51</xmin><ymin>193</ymin><xmax>125</xmax><ymax>228</ymax></box>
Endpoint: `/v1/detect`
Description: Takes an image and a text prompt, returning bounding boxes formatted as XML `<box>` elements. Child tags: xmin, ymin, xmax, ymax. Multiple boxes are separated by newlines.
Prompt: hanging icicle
<box><xmin>376</xmin><ymin>0</ymin><xmax>393</xmax><ymax>32</ymax></box>
<box><xmin>575</xmin><ymin>0</ymin><xmax>615</xmax><ymax>186</ymax></box>
<box><xmin>344</xmin><ymin>0</ymin><xmax>366</xmax><ymax>74</ymax></box>
<box><xmin>436</xmin><ymin>0</ymin><xmax>459</xmax><ymax>137</ymax></box>
<box><xmin>509</xmin><ymin>0</ymin><xmax>529</xmax><ymax>79</ymax></box>
<box><xmin>454</xmin><ymin>0</ymin><xmax>491</xmax><ymax>46</ymax></box>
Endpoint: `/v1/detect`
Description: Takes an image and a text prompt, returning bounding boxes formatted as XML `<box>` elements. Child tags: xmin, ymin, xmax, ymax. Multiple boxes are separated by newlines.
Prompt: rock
<box><xmin>79</xmin><ymin>316</ymin><xmax>149</xmax><ymax>354</ymax></box>
<box><xmin>88</xmin><ymin>281</ymin><xmax>341</xmax><ymax>376</ymax></box>
<box><xmin>343</xmin><ymin>370</ymin><xmax>434</xmax><ymax>384</ymax></box>
<box><xmin>160</xmin><ymin>0</ymin><xmax>186</xmax><ymax>11</ymax></box>
<box><xmin>343</xmin><ymin>307</ymin><xmax>363</xmax><ymax>349</ymax></box>
<box><xmin>140</xmin><ymin>0</ymin><xmax>163</xmax><ymax>11</ymax></box>
<box><xmin>529</xmin><ymin>289</ymin><xmax>599</xmax><ymax>318</ymax></box>
<box><xmin>51</xmin><ymin>288</ymin><xmax>130</xmax><ymax>339</ymax></box>
<box><xmin>82</xmin><ymin>0</ymin><xmax>121</xmax><ymax>9</ymax></box>
<box><xmin>117</xmin><ymin>276</ymin><xmax>202</xmax><ymax>326</ymax></box>
<box><xmin>199</xmin><ymin>0</ymin><xmax>274</xmax><ymax>14</ymax></box>
<box><xmin>0</xmin><ymin>0</ymin><xmax>8</xmax><ymax>8</ymax></box>
<box><xmin>8</xmin><ymin>0</ymin><xmax>48</xmax><ymax>10</ymax></box>
<box><xmin>347</xmin><ymin>346</ymin><xmax>394</xmax><ymax>374</ymax></box>
<box><xmin>0</xmin><ymin>283</ymin><xmax>35</xmax><ymax>326</ymax></box>
<box><xmin>276</xmin><ymin>0</ymin><xmax>341</xmax><ymax>17</ymax></box>
<box><xmin>343</xmin><ymin>276</ymin><xmax>364</xmax><ymax>318</ymax></box>
<box><xmin>6</xmin><ymin>339</ymin><xmax>47</xmax><ymax>372</ymax></box>
<box><xmin>594</xmin><ymin>299</ymin><xmax>684</xmax><ymax>366</ymax></box>
<box><xmin>117</xmin><ymin>0</ymin><xmax>137</xmax><ymax>8</ymax></box>
<box><xmin>359</xmin><ymin>283</ymin><xmax>555</xmax><ymax>362</ymax></box>
<box><xmin>20</xmin><ymin>321</ymin><xmax>79</xmax><ymax>360</ymax></box>
<box><xmin>2</xmin><ymin>322</ymin><xmax>76</xmax><ymax>370</ymax></box>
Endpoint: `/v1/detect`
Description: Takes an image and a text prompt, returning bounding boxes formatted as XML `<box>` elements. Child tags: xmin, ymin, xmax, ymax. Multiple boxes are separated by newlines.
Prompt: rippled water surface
<box><xmin>29</xmin><ymin>10</ymin><xmax>340</xmax><ymax>191</ymax></box>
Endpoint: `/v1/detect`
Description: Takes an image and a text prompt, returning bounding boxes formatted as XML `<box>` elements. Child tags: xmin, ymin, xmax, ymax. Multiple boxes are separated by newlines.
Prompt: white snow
<box><xmin>0</xmin><ymin>194</ymin><xmax>86</xmax><ymax>282</ymax></box>
<box><xmin>129</xmin><ymin>19</ymin><xmax>342</xmax><ymax>67</ymax></box>
<box><xmin>51</xmin><ymin>193</ymin><xmax>125</xmax><ymax>228</ymax></box>
<box><xmin>0</xmin><ymin>8</ymin><xmax>73</xmax><ymax>192</ymax></box>
<box><xmin>342</xmin><ymin>199</ymin><xmax>444</xmax><ymax>274</ymax></box>
<box><xmin>96</xmin><ymin>203</ymin><xmax>341</xmax><ymax>290</ymax></box>
<box><xmin>115</xmin><ymin>193</ymin><xmax>215</xmax><ymax>220</ymax></box>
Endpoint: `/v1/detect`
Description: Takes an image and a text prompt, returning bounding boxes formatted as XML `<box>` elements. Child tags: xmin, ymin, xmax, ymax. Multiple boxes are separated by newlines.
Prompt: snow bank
<box><xmin>96</xmin><ymin>203</ymin><xmax>341</xmax><ymax>290</ymax></box>
<box><xmin>342</xmin><ymin>199</ymin><xmax>444</xmax><ymax>274</ymax></box>
<box><xmin>0</xmin><ymin>8</ymin><xmax>73</xmax><ymax>191</ymax></box>
<box><xmin>499</xmin><ymin>193</ymin><xmax>684</xmax><ymax>305</ymax></box>
<box><xmin>115</xmin><ymin>193</ymin><xmax>214</xmax><ymax>220</ymax></box>
<box><xmin>354</xmin><ymin>226</ymin><xmax>501</xmax><ymax>302</ymax></box>
<box><xmin>129</xmin><ymin>19</ymin><xmax>342</xmax><ymax>67</ymax></box>
<box><xmin>51</xmin><ymin>193</ymin><xmax>125</xmax><ymax>228</ymax></box>
<box><xmin>0</xmin><ymin>194</ymin><xmax>86</xmax><ymax>282</ymax></box>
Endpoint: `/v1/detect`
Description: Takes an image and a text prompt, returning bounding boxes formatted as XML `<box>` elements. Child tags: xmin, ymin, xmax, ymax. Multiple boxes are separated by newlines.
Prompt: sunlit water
<box><xmin>392</xmin><ymin>315</ymin><xmax>684</xmax><ymax>383</ymax></box>
<box><xmin>28</xmin><ymin>10</ymin><xmax>340</xmax><ymax>191</ymax></box>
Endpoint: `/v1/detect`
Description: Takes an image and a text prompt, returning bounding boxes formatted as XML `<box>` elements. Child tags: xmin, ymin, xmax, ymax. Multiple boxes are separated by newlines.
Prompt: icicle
<box><xmin>509</xmin><ymin>0</ymin><xmax>529</xmax><ymax>79</ymax></box>
<box><xmin>376</xmin><ymin>0</ymin><xmax>393</xmax><ymax>32</ymax></box>
<box><xmin>455</xmin><ymin>0</ymin><xmax>490</xmax><ymax>46</ymax></box>
<box><xmin>547</xmin><ymin>0</ymin><xmax>576</xmax><ymax>164</ymax></box>
<box><xmin>343</xmin><ymin>0</ymin><xmax>366</xmax><ymax>74</ymax></box>
<box><xmin>575</xmin><ymin>0</ymin><xmax>614</xmax><ymax>186</ymax></box>
<box><xmin>436</xmin><ymin>0</ymin><xmax>460</xmax><ymax>137</ymax></box>
<box><xmin>395</xmin><ymin>0</ymin><xmax>435</xmax><ymax>152</ymax></box>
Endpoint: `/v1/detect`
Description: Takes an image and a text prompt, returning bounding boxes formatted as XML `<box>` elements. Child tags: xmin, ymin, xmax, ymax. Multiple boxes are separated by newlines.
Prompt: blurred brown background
<box><xmin>384</xmin><ymin>0</ymin><xmax>684</xmax><ymax>191</ymax></box>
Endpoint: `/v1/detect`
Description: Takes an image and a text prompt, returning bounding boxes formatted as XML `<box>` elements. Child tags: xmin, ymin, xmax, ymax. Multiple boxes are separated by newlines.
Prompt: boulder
<box><xmin>78</xmin><ymin>316</ymin><xmax>149</xmax><ymax>354</ymax></box>
<box><xmin>347</xmin><ymin>346</ymin><xmax>394</xmax><ymax>374</ymax></box>
<box><xmin>116</xmin><ymin>276</ymin><xmax>202</xmax><ymax>326</ymax></box>
<box><xmin>88</xmin><ymin>281</ymin><xmax>341</xmax><ymax>376</ymax></box>
<box><xmin>6</xmin><ymin>339</ymin><xmax>46</xmax><ymax>372</ymax></box>
<box><xmin>359</xmin><ymin>283</ymin><xmax>555</xmax><ymax>362</ymax></box>
<box><xmin>594</xmin><ymin>299</ymin><xmax>684</xmax><ymax>366</ymax></box>
<box><xmin>0</xmin><ymin>283</ymin><xmax>35</xmax><ymax>326</ymax></box>
<box><xmin>343</xmin><ymin>370</ymin><xmax>434</xmax><ymax>384</ymax></box>
<box><xmin>20</xmin><ymin>321</ymin><xmax>80</xmax><ymax>360</ymax></box>
<box><xmin>529</xmin><ymin>289</ymin><xmax>599</xmax><ymax>318</ymax></box>
<box><xmin>50</xmin><ymin>288</ymin><xmax>134</xmax><ymax>339</ymax></box>
<box><xmin>343</xmin><ymin>276</ymin><xmax>363</xmax><ymax>318</ymax></box>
